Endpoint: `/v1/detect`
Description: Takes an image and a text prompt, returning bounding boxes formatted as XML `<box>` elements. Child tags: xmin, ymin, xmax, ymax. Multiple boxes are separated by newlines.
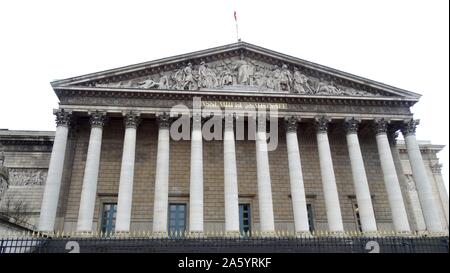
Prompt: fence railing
<box><xmin>1</xmin><ymin>234</ymin><xmax>448</xmax><ymax>253</ymax></box>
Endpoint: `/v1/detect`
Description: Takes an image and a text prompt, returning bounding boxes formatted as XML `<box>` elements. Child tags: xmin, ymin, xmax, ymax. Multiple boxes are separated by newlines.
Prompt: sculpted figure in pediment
<box><xmin>219</xmin><ymin>67</ymin><xmax>233</xmax><ymax>86</ymax></box>
<box><xmin>137</xmin><ymin>77</ymin><xmax>160</xmax><ymax>89</ymax></box>
<box><xmin>272</xmin><ymin>66</ymin><xmax>282</xmax><ymax>91</ymax></box>
<box><xmin>254</xmin><ymin>66</ymin><xmax>266</xmax><ymax>87</ymax></box>
<box><xmin>316</xmin><ymin>81</ymin><xmax>344</xmax><ymax>95</ymax></box>
<box><xmin>182</xmin><ymin>63</ymin><xmax>197</xmax><ymax>90</ymax></box>
<box><xmin>233</xmin><ymin>54</ymin><xmax>254</xmax><ymax>85</ymax></box>
<box><xmin>171</xmin><ymin>69</ymin><xmax>185</xmax><ymax>90</ymax></box>
<box><xmin>198</xmin><ymin>61</ymin><xmax>219</xmax><ymax>89</ymax></box>
<box><xmin>157</xmin><ymin>72</ymin><xmax>170</xmax><ymax>89</ymax></box>
<box><xmin>279</xmin><ymin>64</ymin><xmax>293</xmax><ymax>92</ymax></box>
<box><xmin>292</xmin><ymin>67</ymin><xmax>313</xmax><ymax>94</ymax></box>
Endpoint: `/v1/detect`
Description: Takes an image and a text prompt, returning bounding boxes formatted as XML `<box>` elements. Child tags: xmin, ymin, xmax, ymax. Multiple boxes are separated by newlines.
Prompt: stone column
<box><xmin>285</xmin><ymin>117</ymin><xmax>310</xmax><ymax>234</ymax></box>
<box><xmin>344</xmin><ymin>118</ymin><xmax>377</xmax><ymax>233</ymax></box>
<box><xmin>405</xmin><ymin>174</ymin><xmax>427</xmax><ymax>232</ymax></box>
<box><xmin>315</xmin><ymin>117</ymin><xmax>344</xmax><ymax>232</ymax></box>
<box><xmin>374</xmin><ymin>118</ymin><xmax>410</xmax><ymax>232</ymax></box>
<box><xmin>223</xmin><ymin>114</ymin><xmax>240</xmax><ymax>233</ymax></box>
<box><xmin>255</xmin><ymin>115</ymin><xmax>275</xmax><ymax>233</ymax></box>
<box><xmin>401</xmin><ymin>119</ymin><xmax>444</xmax><ymax>232</ymax></box>
<box><xmin>189</xmin><ymin>112</ymin><xmax>204</xmax><ymax>233</ymax></box>
<box><xmin>115</xmin><ymin>112</ymin><xmax>140</xmax><ymax>232</ymax></box>
<box><xmin>152</xmin><ymin>113</ymin><xmax>171</xmax><ymax>233</ymax></box>
<box><xmin>430</xmin><ymin>164</ymin><xmax>449</xmax><ymax>227</ymax></box>
<box><xmin>38</xmin><ymin>109</ymin><xmax>72</xmax><ymax>232</ymax></box>
<box><xmin>76</xmin><ymin>111</ymin><xmax>106</xmax><ymax>232</ymax></box>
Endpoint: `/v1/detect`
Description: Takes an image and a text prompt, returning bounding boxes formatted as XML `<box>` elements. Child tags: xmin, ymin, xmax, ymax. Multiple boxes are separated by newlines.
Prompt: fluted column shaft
<box><xmin>402</xmin><ymin>120</ymin><xmax>444</xmax><ymax>232</ymax></box>
<box><xmin>315</xmin><ymin>117</ymin><xmax>344</xmax><ymax>232</ymax></box>
<box><xmin>76</xmin><ymin>112</ymin><xmax>106</xmax><ymax>232</ymax></box>
<box><xmin>152</xmin><ymin>114</ymin><xmax>171</xmax><ymax>233</ymax></box>
<box><xmin>285</xmin><ymin>117</ymin><xmax>310</xmax><ymax>233</ymax></box>
<box><xmin>255</xmin><ymin>116</ymin><xmax>275</xmax><ymax>233</ymax></box>
<box><xmin>189</xmin><ymin>113</ymin><xmax>203</xmax><ymax>232</ymax></box>
<box><xmin>38</xmin><ymin>110</ymin><xmax>72</xmax><ymax>232</ymax></box>
<box><xmin>374</xmin><ymin>119</ymin><xmax>410</xmax><ymax>232</ymax></box>
<box><xmin>431</xmin><ymin>164</ymin><xmax>449</xmax><ymax>227</ymax></box>
<box><xmin>344</xmin><ymin>118</ymin><xmax>377</xmax><ymax>233</ymax></box>
<box><xmin>115</xmin><ymin>113</ymin><xmax>140</xmax><ymax>232</ymax></box>
<box><xmin>223</xmin><ymin>114</ymin><xmax>240</xmax><ymax>233</ymax></box>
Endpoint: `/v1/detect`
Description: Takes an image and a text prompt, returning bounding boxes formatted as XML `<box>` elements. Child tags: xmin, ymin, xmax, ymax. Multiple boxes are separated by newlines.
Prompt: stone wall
<box><xmin>0</xmin><ymin>130</ymin><xmax>54</xmax><ymax>228</ymax></box>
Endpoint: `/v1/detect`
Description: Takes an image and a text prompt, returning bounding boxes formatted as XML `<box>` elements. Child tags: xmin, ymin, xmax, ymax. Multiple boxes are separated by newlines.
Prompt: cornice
<box><xmin>53</xmin><ymin>86</ymin><xmax>418</xmax><ymax>108</ymax></box>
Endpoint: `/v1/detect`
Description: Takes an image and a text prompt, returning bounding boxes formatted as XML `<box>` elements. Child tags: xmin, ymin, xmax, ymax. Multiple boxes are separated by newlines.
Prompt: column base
<box><xmin>361</xmin><ymin>231</ymin><xmax>380</xmax><ymax>237</ymax></box>
<box><xmin>152</xmin><ymin>231</ymin><xmax>170</xmax><ymax>238</ymax></box>
<box><xmin>255</xmin><ymin>231</ymin><xmax>278</xmax><ymax>238</ymax></box>
<box><xmin>223</xmin><ymin>231</ymin><xmax>242</xmax><ymax>238</ymax></box>
<box><xmin>73</xmin><ymin>231</ymin><xmax>97</xmax><ymax>238</ymax></box>
<box><xmin>294</xmin><ymin>231</ymin><xmax>312</xmax><ymax>238</ymax></box>
<box><xmin>113</xmin><ymin>231</ymin><xmax>131</xmax><ymax>238</ymax></box>
<box><xmin>186</xmin><ymin>231</ymin><xmax>205</xmax><ymax>238</ymax></box>
<box><xmin>394</xmin><ymin>231</ymin><xmax>414</xmax><ymax>237</ymax></box>
<box><xmin>418</xmin><ymin>231</ymin><xmax>449</xmax><ymax>237</ymax></box>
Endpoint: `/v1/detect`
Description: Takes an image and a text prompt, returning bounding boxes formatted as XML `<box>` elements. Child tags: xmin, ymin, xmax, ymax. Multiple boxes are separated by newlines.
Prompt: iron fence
<box><xmin>0</xmin><ymin>235</ymin><xmax>448</xmax><ymax>253</ymax></box>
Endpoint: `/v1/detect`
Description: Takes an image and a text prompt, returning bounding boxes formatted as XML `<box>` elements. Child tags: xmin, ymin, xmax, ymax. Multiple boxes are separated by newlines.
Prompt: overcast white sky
<box><xmin>0</xmin><ymin>0</ymin><xmax>448</xmax><ymax>193</ymax></box>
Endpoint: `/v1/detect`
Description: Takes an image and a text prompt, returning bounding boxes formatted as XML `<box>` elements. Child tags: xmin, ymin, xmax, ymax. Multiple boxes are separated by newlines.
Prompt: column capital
<box><xmin>314</xmin><ymin>116</ymin><xmax>330</xmax><ymax>133</ymax></box>
<box><xmin>401</xmin><ymin>119</ymin><xmax>420</xmax><ymax>137</ymax></box>
<box><xmin>156</xmin><ymin>112</ymin><xmax>171</xmax><ymax>129</ymax></box>
<box><xmin>387</xmin><ymin>126</ymin><xmax>399</xmax><ymax>145</ymax></box>
<box><xmin>89</xmin><ymin>111</ymin><xmax>107</xmax><ymax>128</ymax></box>
<box><xmin>54</xmin><ymin>109</ymin><xmax>72</xmax><ymax>128</ymax></box>
<box><xmin>284</xmin><ymin>116</ymin><xmax>300</xmax><ymax>132</ymax></box>
<box><xmin>431</xmin><ymin>163</ymin><xmax>442</xmax><ymax>174</ymax></box>
<box><xmin>373</xmin><ymin>118</ymin><xmax>389</xmax><ymax>135</ymax></box>
<box><xmin>344</xmin><ymin>117</ymin><xmax>360</xmax><ymax>134</ymax></box>
<box><xmin>123</xmin><ymin>112</ymin><xmax>141</xmax><ymax>129</ymax></box>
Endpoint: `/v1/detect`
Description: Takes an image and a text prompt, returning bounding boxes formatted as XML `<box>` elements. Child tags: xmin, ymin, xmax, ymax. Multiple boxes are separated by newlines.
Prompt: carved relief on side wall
<box><xmin>8</xmin><ymin>168</ymin><xmax>48</xmax><ymax>186</ymax></box>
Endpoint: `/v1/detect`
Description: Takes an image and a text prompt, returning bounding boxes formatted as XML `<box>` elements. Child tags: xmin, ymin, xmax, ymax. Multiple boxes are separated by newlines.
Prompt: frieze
<box><xmin>8</xmin><ymin>168</ymin><xmax>47</xmax><ymax>186</ymax></box>
<box><xmin>93</xmin><ymin>55</ymin><xmax>382</xmax><ymax>97</ymax></box>
<box><xmin>58</xmin><ymin>95</ymin><xmax>412</xmax><ymax>116</ymax></box>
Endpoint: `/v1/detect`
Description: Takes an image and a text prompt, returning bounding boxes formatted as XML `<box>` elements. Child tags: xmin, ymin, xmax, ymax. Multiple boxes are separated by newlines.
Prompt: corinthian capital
<box><xmin>387</xmin><ymin>126</ymin><xmax>399</xmax><ymax>145</ymax></box>
<box><xmin>315</xmin><ymin>116</ymin><xmax>330</xmax><ymax>133</ymax></box>
<box><xmin>373</xmin><ymin>118</ymin><xmax>388</xmax><ymax>135</ymax></box>
<box><xmin>401</xmin><ymin>119</ymin><xmax>420</xmax><ymax>137</ymax></box>
<box><xmin>157</xmin><ymin>112</ymin><xmax>171</xmax><ymax>129</ymax></box>
<box><xmin>344</xmin><ymin>117</ymin><xmax>360</xmax><ymax>134</ymax></box>
<box><xmin>431</xmin><ymin>163</ymin><xmax>442</xmax><ymax>174</ymax></box>
<box><xmin>55</xmin><ymin>109</ymin><xmax>72</xmax><ymax>127</ymax></box>
<box><xmin>123</xmin><ymin>112</ymin><xmax>141</xmax><ymax>129</ymax></box>
<box><xmin>284</xmin><ymin>116</ymin><xmax>299</xmax><ymax>133</ymax></box>
<box><xmin>89</xmin><ymin>111</ymin><xmax>107</xmax><ymax>128</ymax></box>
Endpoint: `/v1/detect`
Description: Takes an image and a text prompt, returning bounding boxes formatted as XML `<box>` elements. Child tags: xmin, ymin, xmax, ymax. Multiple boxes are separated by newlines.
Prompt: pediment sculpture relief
<box><xmin>96</xmin><ymin>55</ymin><xmax>379</xmax><ymax>97</ymax></box>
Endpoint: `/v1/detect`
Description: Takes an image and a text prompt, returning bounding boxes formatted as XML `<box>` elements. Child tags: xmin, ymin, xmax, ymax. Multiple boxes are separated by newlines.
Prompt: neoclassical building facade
<box><xmin>1</xmin><ymin>42</ymin><xmax>448</xmax><ymax>236</ymax></box>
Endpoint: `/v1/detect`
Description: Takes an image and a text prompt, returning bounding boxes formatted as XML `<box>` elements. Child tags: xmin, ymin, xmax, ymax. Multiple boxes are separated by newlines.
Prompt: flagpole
<box><xmin>235</xmin><ymin>21</ymin><xmax>239</xmax><ymax>42</ymax></box>
<box><xmin>234</xmin><ymin>11</ymin><xmax>240</xmax><ymax>42</ymax></box>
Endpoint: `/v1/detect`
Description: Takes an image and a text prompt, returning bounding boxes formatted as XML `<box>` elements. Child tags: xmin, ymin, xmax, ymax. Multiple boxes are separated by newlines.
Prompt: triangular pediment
<box><xmin>51</xmin><ymin>42</ymin><xmax>421</xmax><ymax>100</ymax></box>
